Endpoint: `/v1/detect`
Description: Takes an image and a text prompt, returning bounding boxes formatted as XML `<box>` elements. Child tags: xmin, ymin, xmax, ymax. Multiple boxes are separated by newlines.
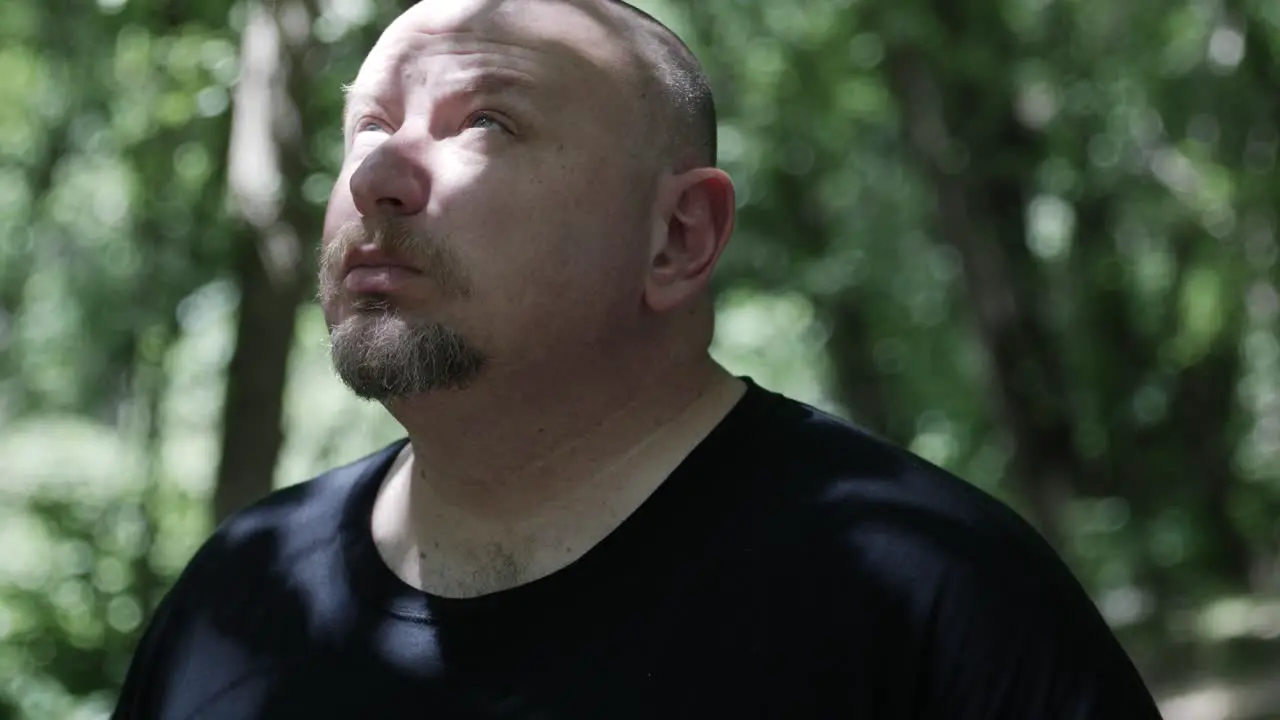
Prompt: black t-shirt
<box><xmin>113</xmin><ymin>379</ymin><xmax>1162</xmax><ymax>719</ymax></box>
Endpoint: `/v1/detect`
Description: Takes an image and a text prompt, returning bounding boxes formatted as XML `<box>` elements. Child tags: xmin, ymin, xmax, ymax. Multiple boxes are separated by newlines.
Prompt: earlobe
<box><xmin>644</xmin><ymin>168</ymin><xmax>736</xmax><ymax>313</ymax></box>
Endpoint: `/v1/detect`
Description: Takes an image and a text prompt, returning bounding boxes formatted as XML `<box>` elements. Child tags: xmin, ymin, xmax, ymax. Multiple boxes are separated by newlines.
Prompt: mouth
<box><xmin>343</xmin><ymin>265</ymin><xmax>421</xmax><ymax>293</ymax></box>
<box><xmin>334</xmin><ymin>246</ymin><xmax>425</xmax><ymax>298</ymax></box>
<box><xmin>340</xmin><ymin>245</ymin><xmax>424</xmax><ymax>279</ymax></box>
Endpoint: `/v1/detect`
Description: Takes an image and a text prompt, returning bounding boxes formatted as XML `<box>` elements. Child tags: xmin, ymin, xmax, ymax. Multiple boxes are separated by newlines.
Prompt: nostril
<box><xmin>348</xmin><ymin>147</ymin><xmax>428</xmax><ymax>217</ymax></box>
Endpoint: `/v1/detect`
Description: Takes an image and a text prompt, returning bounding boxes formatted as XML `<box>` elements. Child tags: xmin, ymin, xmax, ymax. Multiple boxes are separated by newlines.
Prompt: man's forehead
<box><xmin>354</xmin><ymin>0</ymin><xmax>635</xmax><ymax>90</ymax></box>
<box><xmin>391</xmin><ymin>0</ymin><xmax>623</xmax><ymax>40</ymax></box>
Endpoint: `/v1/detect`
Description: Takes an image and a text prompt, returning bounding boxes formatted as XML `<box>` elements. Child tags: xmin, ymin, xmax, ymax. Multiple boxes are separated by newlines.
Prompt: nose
<box><xmin>348</xmin><ymin>138</ymin><xmax>429</xmax><ymax>217</ymax></box>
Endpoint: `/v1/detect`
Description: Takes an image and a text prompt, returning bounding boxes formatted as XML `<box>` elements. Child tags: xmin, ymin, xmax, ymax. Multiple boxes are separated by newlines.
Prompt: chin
<box><xmin>328</xmin><ymin>309</ymin><xmax>488</xmax><ymax>400</ymax></box>
<box><xmin>325</xmin><ymin>296</ymin><xmax>390</xmax><ymax>326</ymax></box>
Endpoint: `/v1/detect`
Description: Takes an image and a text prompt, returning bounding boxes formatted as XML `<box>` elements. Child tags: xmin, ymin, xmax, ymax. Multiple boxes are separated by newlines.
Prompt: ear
<box><xmin>644</xmin><ymin>167</ymin><xmax>736</xmax><ymax>313</ymax></box>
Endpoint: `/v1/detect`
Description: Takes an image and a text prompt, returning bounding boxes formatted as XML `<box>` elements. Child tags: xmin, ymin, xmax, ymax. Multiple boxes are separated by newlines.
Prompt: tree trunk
<box><xmin>1171</xmin><ymin>340</ymin><xmax>1253</xmax><ymax>589</ymax></box>
<box><xmin>213</xmin><ymin>235</ymin><xmax>306</xmax><ymax>523</ymax></box>
<box><xmin>825</xmin><ymin>298</ymin><xmax>902</xmax><ymax>442</ymax></box>
<box><xmin>1073</xmin><ymin>196</ymin><xmax>1254</xmax><ymax>592</ymax></box>
<box><xmin>881</xmin><ymin>42</ymin><xmax>1082</xmax><ymax>550</ymax></box>
<box><xmin>212</xmin><ymin>0</ymin><xmax>318</xmax><ymax>524</ymax></box>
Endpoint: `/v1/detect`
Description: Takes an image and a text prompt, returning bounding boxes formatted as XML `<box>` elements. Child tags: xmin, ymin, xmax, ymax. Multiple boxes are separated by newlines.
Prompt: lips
<box><xmin>340</xmin><ymin>245</ymin><xmax>423</xmax><ymax>278</ymax></box>
<box><xmin>338</xmin><ymin>245</ymin><xmax>424</xmax><ymax>295</ymax></box>
<box><xmin>344</xmin><ymin>266</ymin><xmax>424</xmax><ymax>295</ymax></box>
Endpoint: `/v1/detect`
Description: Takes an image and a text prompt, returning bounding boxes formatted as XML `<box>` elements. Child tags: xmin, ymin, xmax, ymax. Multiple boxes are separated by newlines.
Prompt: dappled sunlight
<box><xmin>2</xmin><ymin>0</ymin><xmax>1279</xmax><ymax>715</ymax></box>
<box><xmin>1193</xmin><ymin>596</ymin><xmax>1280</xmax><ymax>643</ymax></box>
<box><xmin>277</xmin><ymin>304</ymin><xmax>405</xmax><ymax>485</ymax></box>
<box><xmin>1161</xmin><ymin>683</ymin><xmax>1237</xmax><ymax>720</ymax></box>
<box><xmin>710</xmin><ymin>289</ymin><xmax>841</xmax><ymax>415</ymax></box>
<box><xmin>1159</xmin><ymin>675</ymin><xmax>1280</xmax><ymax>720</ymax></box>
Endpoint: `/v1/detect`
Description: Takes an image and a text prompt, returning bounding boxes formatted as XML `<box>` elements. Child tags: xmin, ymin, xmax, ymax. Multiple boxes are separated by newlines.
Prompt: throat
<box><xmin>369</xmin><ymin>371</ymin><xmax>746</xmax><ymax>598</ymax></box>
<box><xmin>371</xmin><ymin>441</ymin><xmax>652</xmax><ymax>599</ymax></box>
<box><xmin>412</xmin><ymin>539</ymin><xmax>531</xmax><ymax>599</ymax></box>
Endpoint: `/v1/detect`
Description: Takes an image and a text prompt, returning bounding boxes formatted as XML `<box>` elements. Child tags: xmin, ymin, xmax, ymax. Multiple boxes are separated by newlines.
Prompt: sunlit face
<box><xmin>319</xmin><ymin>0</ymin><xmax>657</xmax><ymax>401</ymax></box>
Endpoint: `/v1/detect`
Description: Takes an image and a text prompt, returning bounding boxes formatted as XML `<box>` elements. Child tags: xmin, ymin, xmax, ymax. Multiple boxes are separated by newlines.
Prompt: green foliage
<box><xmin>2</xmin><ymin>0</ymin><xmax>1279</xmax><ymax>716</ymax></box>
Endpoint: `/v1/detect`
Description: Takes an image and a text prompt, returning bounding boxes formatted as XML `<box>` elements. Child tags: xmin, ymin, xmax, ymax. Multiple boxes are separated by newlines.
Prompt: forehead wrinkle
<box><xmin>356</xmin><ymin>34</ymin><xmax>548</xmax><ymax>95</ymax></box>
<box><xmin>404</xmin><ymin>41</ymin><xmax>544</xmax><ymax>95</ymax></box>
<box><xmin>434</xmin><ymin>70</ymin><xmax>544</xmax><ymax>115</ymax></box>
<box><xmin>390</xmin><ymin>1</ymin><xmax>637</xmax><ymax>90</ymax></box>
<box><xmin>347</xmin><ymin>1</ymin><xmax>647</xmax><ymax>139</ymax></box>
<box><xmin>346</xmin><ymin>40</ymin><xmax>535</xmax><ymax>122</ymax></box>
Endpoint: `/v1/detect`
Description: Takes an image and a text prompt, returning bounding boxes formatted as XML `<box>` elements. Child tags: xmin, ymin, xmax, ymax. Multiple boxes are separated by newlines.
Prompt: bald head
<box><xmin>603</xmin><ymin>1</ymin><xmax>717</xmax><ymax>170</ymax></box>
<box><xmin>383</xmin><ymin>0</ymin><xmax>717</xmax><ymax>171</ymax></box>
<box><xmin>324</xmin><ymin>0</ymin><xmax>735</xmax><ymax>401</ymax></box>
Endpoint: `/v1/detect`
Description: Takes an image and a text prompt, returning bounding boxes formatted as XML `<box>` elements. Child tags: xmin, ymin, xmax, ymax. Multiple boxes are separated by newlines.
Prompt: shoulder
<box><xmin>739</xmin><ymin>385</ymin><xmax>1052</xmax><ymax>570</ymax></box>
<box><xmin>170</xmin><ymin>439</ymin><xmax>406</xmax><ymax>592</ymax></box>
<box><xmin>737</xmin><ymin>386</ymin><xmax>1161</xmax><ymax>717</ymax></box>
<box><xmin>209</xmin><ymin>440</ymin><xmax>406</xmax><ymax>559</ymax></box>
<box><xmin>173</xmin><ymin>438</ymin><xmax>406</xmax><ymax>602</ymax></box>
<box><xmin>751</xmin><ymin>391</ymin><xmax>1071</xmax><ymax>608</ymax></box>
<box><xmin>112</xmin><ymin>440</ymin><xmax>407</xmax><ymax>716</ymax></box>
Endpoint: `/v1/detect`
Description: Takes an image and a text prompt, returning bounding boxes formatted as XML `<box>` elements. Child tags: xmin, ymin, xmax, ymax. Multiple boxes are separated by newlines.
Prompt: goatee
<box><xmin>327</xmin><ymin>307</ymin><xmax>485</xmax><ymax>400</ymax></box>
<box><xmin>319</xmin><ymin>218</ymin><xmax>487</xmax><ymax>401</ymax></box>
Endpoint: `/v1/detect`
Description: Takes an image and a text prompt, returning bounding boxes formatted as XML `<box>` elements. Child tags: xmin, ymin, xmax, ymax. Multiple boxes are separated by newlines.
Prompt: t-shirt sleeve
<box><xmin>111</xmin><ymin>577</ymin><xmax>183</xmax><ymax>719</ymax></box>
<box><xmin>911</xmin><ymin>549</ymin><xmax>1163</xmax><ymax>719</ymax></box>
<box><xmin>110</xmin><ymin>536</ymin><xmax>219</xmax><ymax>720</ymax></box>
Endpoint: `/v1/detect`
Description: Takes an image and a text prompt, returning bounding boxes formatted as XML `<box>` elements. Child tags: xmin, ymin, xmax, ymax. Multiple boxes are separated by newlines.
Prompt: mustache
<box><xmin>318</xmin><ymin>218</ymin><xmax>471</xmax><ymax>304</ymax></box>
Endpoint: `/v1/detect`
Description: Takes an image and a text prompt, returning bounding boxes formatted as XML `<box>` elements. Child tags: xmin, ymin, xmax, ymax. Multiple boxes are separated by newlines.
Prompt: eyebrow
<box><xmin>341</xmin><ymin>71</ymin><xmax>541</xmax><ymax>131</ymax></box>
<box><xmin>340</xmin><ymin>82</ymin><xmax>369</xmax><ymax>132</ymax></box>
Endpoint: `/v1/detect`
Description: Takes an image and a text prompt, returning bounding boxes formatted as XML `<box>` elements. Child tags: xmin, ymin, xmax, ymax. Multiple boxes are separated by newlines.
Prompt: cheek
<box><xmin>433</xmin><ymin>156</ymin><xmax>642</xmax><ymax>306</ymax></box>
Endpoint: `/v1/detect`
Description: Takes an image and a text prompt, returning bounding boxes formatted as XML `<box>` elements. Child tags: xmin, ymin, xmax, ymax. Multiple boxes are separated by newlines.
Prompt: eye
<box><xmin>464</xmin><ymin>111</ymin><xmax>511</xmax><ymax>134</ymax></box>
<box><xmin>354</xmin><ymin>117</ymin><xmax>389</xmax><ymax>134</ymax></box>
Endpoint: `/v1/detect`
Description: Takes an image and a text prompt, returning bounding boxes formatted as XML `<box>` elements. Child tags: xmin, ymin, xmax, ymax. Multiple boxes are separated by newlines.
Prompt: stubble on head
<box><xmin>318</xmin><ymin>218</ymin><xmax>487</xmax><ymax>401</ymax></box>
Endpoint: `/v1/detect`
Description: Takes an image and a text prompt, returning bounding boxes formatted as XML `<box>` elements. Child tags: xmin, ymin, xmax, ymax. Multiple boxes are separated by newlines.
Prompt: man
<box><xmin>113</xmin><ymin>0</ymin><xmax>1164</xmax><ymax>717</ymax></box>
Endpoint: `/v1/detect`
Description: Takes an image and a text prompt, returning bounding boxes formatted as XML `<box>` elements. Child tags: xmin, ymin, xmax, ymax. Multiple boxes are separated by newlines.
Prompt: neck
<box><xmin>383</xmin><ymin>350</ymin><xmax>739</xmax><ymax>522</ymax></box>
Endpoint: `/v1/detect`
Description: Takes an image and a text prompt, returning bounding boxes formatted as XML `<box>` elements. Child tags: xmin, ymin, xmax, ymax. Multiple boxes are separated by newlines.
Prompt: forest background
<box><xmin>2</xmin><ymin>0</ymin><xmax>1279</xmax><ymax>717</ymax></box>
